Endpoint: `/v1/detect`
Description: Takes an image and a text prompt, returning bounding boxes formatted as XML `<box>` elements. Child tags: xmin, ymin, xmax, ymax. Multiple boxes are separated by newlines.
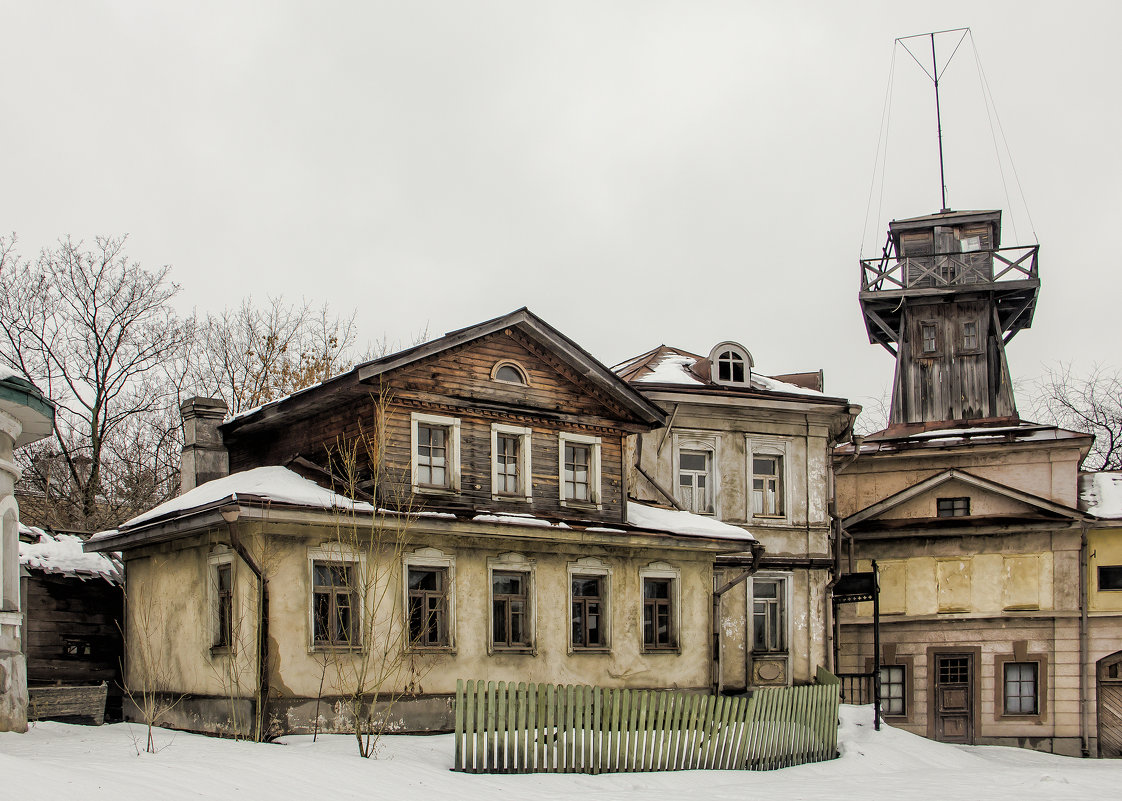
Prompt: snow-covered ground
<box><xmin>2</xmin><ymin>706</ymin><xmax>1119</xmax><ymax>800</ymax></box>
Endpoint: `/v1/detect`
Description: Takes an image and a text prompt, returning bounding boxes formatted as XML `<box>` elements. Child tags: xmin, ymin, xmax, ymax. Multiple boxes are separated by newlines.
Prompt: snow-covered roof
<box><xmin>838</xmin><ymin>422</ymin><xmax>1092</xmax><ymax>456</ymax></box>
<box><xmin>627</xmin><ymin>502</ymin><xmax>755</xmax><ymax>542</ymax></box>
<box><xmin>0</xmin><ymin>365</ymin><xmax>18</xmax><ymax>381</ymax></box>
<box><xmin>114</xmin><ymin>466</ymin><xmax>375</xmax><ymax>531</ymax></box>
<box><xmin>20</xmin><ymin>525</ymin><xmax>123</xmax><ymax>584</ymax></box>
<box><xmin>101</xmin><ymin>466</ymin><xmax>752</xmax><ymax>546</ymax></box>
<box><xmin>1080</xmin><ymin>472</ymin><xmax>1122</xmax><ymax>519</ymax></box>
<box><xmin>615</xmin><ymin>345</ymin><xmax>828</xmax><ymax>399</ymax></box>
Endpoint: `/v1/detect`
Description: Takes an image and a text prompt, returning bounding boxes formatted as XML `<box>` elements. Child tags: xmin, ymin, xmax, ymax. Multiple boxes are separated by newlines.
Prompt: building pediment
<box><xmin>843</xmin><ymin>468</ymin><xmax>1083</xmax><ymax>530</ymax></box>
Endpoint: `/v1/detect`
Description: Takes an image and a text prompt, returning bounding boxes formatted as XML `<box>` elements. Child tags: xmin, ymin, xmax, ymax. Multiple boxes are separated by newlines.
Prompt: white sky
<box><xmin>2</xmin><ymin>2</ymin><xmax>1119</xmax><ymax>415</ymax></box>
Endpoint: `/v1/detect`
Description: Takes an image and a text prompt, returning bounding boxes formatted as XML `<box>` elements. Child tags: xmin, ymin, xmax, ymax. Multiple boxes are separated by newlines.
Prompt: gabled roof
<box><xmin>844</xmin><ymin>468</ymin><xmax>1083</xmax><ymax>529</ymax></box>
<box><xmin>224</xmin><ymin>308</ymin><xmax>666</xmax><ymax>432</ymax></box>
<box><xmin>613</xmin><ymin>344</ymin><xmax>845</xmax><ymax>403</ymax></box>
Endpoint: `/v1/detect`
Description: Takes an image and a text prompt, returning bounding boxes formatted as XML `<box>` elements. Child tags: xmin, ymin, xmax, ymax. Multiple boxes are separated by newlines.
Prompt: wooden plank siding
<box><xmin>22</xmin><ymin>573</ymin><xmax>123</xmax><ymax>687</ymax></box>
<box><xmin>227</xmin><ymin>330</ymin><xmax>638</xmax><ymax>525</ymax></box>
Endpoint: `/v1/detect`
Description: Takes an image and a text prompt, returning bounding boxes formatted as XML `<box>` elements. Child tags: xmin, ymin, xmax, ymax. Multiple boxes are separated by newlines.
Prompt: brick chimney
<box><xmin>180</xmin><ymin>397</ymin><xmax>229</xmax><ymax>493</ymax></box>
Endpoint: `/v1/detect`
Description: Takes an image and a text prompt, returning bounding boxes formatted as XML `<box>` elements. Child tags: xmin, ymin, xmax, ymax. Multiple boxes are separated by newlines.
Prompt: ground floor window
<box><xmin>880</xmin><ymin>665</ymin><xmax>906</xmax><ymax>716</ymax></box>
<box><xmin>312</xmin><ymin>562</ymin><xmax>358</xmax><ymax>647</ymax></box>
<box><xmin>408</xmin><ymin>566</ymin><xmax>449</xmax><ymax>647</ymax></box>
<box><xmin>491</xmin><ymin>570</ymin><xmax>531</xmax><ymax>649</ymax></box>
<box><xmin>571</xmin><ymin>574</ymin><xmax>605</xmax><ymax>649</ymax></box>
<box><xmin>751</xmin><ymin>576</ymin><xmax>787</xmax><ymax>653</ymax></box>
<box><xmin>642</xmin><ymin>576</ymin><xmax>676</xmax><ymax>650</ymax></box>
<box><xmin>1003</xmin><ymin>662</ymin><xmax>1039</xmax><ymax>715</ymax></box>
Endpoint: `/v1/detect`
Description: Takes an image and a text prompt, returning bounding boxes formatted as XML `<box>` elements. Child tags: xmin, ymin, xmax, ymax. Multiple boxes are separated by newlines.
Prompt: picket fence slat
<box><xmin>452</xmin><ymin>671</ymin><xmax>841</xmax><ymax>774</ymax></box>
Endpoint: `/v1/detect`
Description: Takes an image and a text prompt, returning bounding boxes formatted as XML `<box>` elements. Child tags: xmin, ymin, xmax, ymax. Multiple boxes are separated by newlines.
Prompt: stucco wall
<box><xmin>122</xmin><ymin>520</ymin><xmax>720</xmax><ymax>735</ymax></box>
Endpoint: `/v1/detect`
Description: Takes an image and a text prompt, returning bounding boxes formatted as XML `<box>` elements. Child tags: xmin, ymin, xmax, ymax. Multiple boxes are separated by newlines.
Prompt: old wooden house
<box><xmin>615</xmin><ymin>344</ymin><xmax>858</xmax><ymax>692</ymax></box>
<box><xmin>836</xmin><ymin>209</ymin><xmax>1115</xmax><ymax>756</ymax></box>
<box><xmin>0</xmin><ymin>370</ymin><xmax>54</xmax><ymax>732</ymax></box>
<box><xmin>87</xmin><ymin>309</ymin><xmax>757</xmax><ymax>737</ymax></box>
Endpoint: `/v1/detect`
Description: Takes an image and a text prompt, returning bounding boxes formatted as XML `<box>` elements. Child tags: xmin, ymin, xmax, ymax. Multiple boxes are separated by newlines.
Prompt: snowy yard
<box><xmin>3</xmin><ymin>706</ymin><xmax>1119</xmax><ymax>800</ymax></box>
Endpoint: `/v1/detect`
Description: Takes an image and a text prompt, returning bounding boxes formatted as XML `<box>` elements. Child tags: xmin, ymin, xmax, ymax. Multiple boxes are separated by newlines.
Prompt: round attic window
<box><xmin>708</xmin><ymin>342</ymin><xmax>753</xmax><ymax>387</ymax></box>
<box><xmin>492</xmin><ymin>361</ymin><xmax>527</xmax><ymax>385</ymax></box>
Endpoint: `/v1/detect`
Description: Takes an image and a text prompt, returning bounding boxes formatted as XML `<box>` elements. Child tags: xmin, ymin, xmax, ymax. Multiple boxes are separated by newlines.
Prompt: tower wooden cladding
<box><xmin>859</xmin><ymin>209</ymin><xmax>1040</xmax><ymax>425</ymax></box>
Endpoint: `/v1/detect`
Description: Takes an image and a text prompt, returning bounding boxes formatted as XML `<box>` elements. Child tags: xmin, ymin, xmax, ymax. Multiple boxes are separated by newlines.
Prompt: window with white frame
<box><xmin>411</xmin><ymin>412</ymin><xmax>460</xmax><ymax>493</ymax></box>
<box><xmin>307</xmin><ymin>546</ymin><xmax>364</xmax><ymax>649</ymax></box>
<box><xmin>491</xmin><ymin>423</ymin><xmax>532</xmax><ymax>501</ymax></box>
<box><xmin>640</xmin><ymin>562</ymin><xmax>680</xmax><ymax>652</ymax></box>
<box><xmin>208</xmin><ymin>549</ymin><xmax>235</xmax><ymax>651</ymax></box>
<box><xmin>568</xmin><ymin>557</ymin><xmax>611</xmax><ymax>651</ymax></box>
<box><xmin>404</xmin><ymin>548</ymin><xmax>455</xmax><ymax>650</ymax></box>
<box><xmin>708</xmin><ymin>342</ymin><xmax>753</xmax><ymax>387</ymax></box>
<box><xmin>751</xmin><ymin>575</ymin><xmax>788</xmax><ymax>654</ymax></box>
<box><xmin>559</xmin><ymin>432</ymin><xmax>601</xmax><ymax>507</ymax></box>
<box><xmin>748</xmin><ymin>440</ymin><xmax>787</xmax><ymax>519</ymax></box>
<box><xmin>674</xmin><ymin>433</ymin><xmax>716</xmax><ymax>516</ymax></box>
<box><xmin>491</xmin><ymin>360</ymin><xmax>528</xmax><ymax>385</ymax></box>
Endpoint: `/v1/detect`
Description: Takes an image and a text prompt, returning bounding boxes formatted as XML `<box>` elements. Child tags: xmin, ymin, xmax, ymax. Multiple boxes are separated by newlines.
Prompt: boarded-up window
<box><xmin>936</xmin><ymin>559</ymin><xmax>971</xmax><ymax>613</ymax></box>
<box><xmin>878</xmin><ymin>560</ymin><xmax>907</xmax><ymax>615</ymax></box>
<box><xmin>1003</xmin><ymin>555</ymin><xmax>1041</xmax><ymax>611</ymax></box>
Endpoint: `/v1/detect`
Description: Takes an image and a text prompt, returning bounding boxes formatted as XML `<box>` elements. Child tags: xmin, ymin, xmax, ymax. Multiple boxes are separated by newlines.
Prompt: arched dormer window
<box><xmin>709</xmin><ymin>342</ymin><xmax>753</xmax><ymax>387</ymax></box>
<box><xmin>491</xmin><ymin>360</ymin><xmax>528</xmax><ymax>385</ymax></box>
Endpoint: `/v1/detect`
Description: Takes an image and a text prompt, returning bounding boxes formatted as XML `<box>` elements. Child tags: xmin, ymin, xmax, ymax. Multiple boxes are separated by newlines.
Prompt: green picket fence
<box><xmin>453</xmin><ymin>667</ymin><xmax>839</xmax><ymax>774</ymax></box>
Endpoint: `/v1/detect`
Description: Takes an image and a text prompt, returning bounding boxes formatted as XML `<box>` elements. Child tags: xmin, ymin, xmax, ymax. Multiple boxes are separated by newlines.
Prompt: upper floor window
<box><xmin>491</xmin><ymin>360</ymin><xmax>528</xmax><ymax>385</ymax></box>
<box><xmin>961</xmin><ymin>320</ymin><xmax>979</xmax><ymax>351</ymax></box>
<box><xmin>559</xmin><ymin>432</ymin><xmax>601</xmax><ymax>508</ymax></box>
<box><xmin>752</xmin><ymin>455</ymin><xmax>783</xmax><ymax>517</ymax></box>
<box><xmin>678</xmin><ymin>449</ymin><xmax>712</xmax><ymax>515</ymax></box>
<box><xmin>411</xmin><ymin>412</ymin><xmax>461</xmax><ymax>493</ymax></box>
<box><xmin>937</xmin><ymin>497</ymin><xmax>970</xmax><ymax>517</ymax></box>
<box><xmin>491</xmin><ymin>424</ymin><xmax>532</xmax><ymax>501</ymax></box>
<box><xmin>920</xmin><ymin>322</ymin><xmax>938</xmax><ymax>354</ymax></box>
<box><xmin>708</xmin><ymin>341</ymin><xmax>753</xmax><ymax>387</ymax></box>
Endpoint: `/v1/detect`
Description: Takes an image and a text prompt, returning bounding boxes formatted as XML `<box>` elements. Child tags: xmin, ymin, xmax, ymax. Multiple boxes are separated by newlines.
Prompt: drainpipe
<box><xmin>712</xmin><ymin>543</ymin><xmax>764</xmax><ymax>695</ymax></box>
<box><xmin>221</xmin><ymin>504</ymin><xmax>269</xmax><ymax>742</ymax></box>
<box><xmin>1079</xmin><ymin>521</ymin><xmax>1089</xmax><ymax>757</ymax></box>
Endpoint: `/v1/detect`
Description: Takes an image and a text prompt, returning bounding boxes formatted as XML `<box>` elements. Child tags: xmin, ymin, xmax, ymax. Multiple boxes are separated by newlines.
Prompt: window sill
<box><xmin>309</xmin><ymin>644</ymin><xmax>364</xmax><ymax>654</ymax></box>
<box><xmin>406</xmin><ymin>645</ymin><xmax>455</xmax><ymax>654</ymax></box>
<box><xmin>561</xmin><ymin>500</ymin><xmax>602</xmax><ymax>512</ymax></box>
<box><xmin>413</xmin><ymin>485</ymin><xmax>460</xmax><ymax>497</ymax></box>
<box><xmin>490</xmin><ymin>646</ymin><xmax>536</xmax><ymax>656</ymax></box>
<box><xmin>492</xmin><ymin>494</ymin><xmax>532</xmax><ymax>503</ymax></box>
<box><xmin>641</xmin><ymin>646</ymin><xmax>681</xmax><ymax>655</ymax></box>
<box><xmin>570</xmin><ymin>646</ymin><xmax>612</xmax><ymax>655</ymax></box>
<box><xmin>210</xmin><ymin>645</ymin><xmax>233</xmax><ymax>658</ymax></box>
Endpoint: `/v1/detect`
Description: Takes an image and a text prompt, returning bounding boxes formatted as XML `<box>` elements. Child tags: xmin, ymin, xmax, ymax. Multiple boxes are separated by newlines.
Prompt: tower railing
<box><xmin>860</xmin><ymin>245</ymin><xmax>1039</xmax><ymax>292</ymax></box>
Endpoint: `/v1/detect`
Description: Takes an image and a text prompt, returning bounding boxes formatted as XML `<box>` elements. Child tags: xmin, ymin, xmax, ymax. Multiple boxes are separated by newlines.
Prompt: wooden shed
<box><xmin>19</xmin><ymin>524</ymin><xmax>123</xmax><ymax>724</ymax></box>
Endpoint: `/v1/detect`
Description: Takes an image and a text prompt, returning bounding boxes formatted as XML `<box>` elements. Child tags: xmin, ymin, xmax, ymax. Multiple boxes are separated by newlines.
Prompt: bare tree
<box><xmin>853</xmin><ymin>387</ymin><xmax>891</xmax><ymax>436</ymax></box>
<box><xmin>1029</xmin><ymin>362</ymin><xmax>1122</xmax><ymax>470</ymax></box>
<box><xmin>320</xmin><ymin>392</ymin><xmax>439</xmax><ymax>758</ymax></box>
<box><xmin>0</xmin><ymin>235</ymin><xmax>186</xmax><ymax>529</ymax></box>
<box><xmin>186</xmin><ymin>297</ymin><xmax>358</xmax><ymax>415</ymax></box>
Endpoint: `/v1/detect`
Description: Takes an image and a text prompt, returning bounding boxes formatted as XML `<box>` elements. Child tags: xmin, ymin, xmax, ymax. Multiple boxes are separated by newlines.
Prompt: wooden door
<box><xmin>934</xmin><ymin>653</ymin><xmax>974</xmax><ymax>744</ymax></box>
<box><xmin>1099</xmin><ymin>651</ymin><xmax>1122</xmax><ymax>758</ymax></box>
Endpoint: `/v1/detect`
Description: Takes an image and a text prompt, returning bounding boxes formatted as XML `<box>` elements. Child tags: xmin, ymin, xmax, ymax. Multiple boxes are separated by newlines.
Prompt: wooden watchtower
<box><xmin>858</xmin><ymin>209</ymin><xmax>1040</xmax><ymax>425</ymax></box>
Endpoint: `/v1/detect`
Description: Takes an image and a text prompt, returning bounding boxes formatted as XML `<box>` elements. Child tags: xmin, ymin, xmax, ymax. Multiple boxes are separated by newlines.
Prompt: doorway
<box><xmin>933</xmin><ymin>652</ymin><xmax>974</xmax><ymax>744</ymax></box>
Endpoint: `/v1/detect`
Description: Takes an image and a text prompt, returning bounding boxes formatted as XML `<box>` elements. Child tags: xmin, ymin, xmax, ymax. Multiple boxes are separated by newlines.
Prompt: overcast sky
<box><xmin>2</xmin><ymin>1</ymin><xmax>1119</xmax><ymax>417</ymax></box>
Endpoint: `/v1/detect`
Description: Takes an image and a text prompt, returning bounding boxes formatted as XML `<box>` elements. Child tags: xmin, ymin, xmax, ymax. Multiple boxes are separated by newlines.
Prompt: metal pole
<box><xmin>932</xmin><ymin>33</ymin><xmax>948</xmax><ymax>212</ymax></box>
<box><xmin>872</xmin><ymin>559</ymin><xmax>882</xmax><ymax>731</ymax></box>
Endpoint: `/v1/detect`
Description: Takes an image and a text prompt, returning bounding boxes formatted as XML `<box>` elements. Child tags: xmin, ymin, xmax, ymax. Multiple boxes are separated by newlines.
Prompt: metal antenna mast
<box><xmin>896</xmin><ymin>28</ymin><xmax>969</xmax><ymax>213</ymax></box>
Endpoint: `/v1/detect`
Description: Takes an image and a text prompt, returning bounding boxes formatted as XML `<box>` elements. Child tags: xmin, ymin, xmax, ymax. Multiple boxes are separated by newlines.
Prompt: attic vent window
<box><xmin>492</xmin><ymin>361</ymin><xmax>527</xmax><ymax>385</ymax></box>
<box><xmin>708</xmin><ymin>341</ymin><xmax>753</xmax><ymax>388</ymax></box>
<box><xmin>937</xmin><ymin>497</ymin><xmax>970</xmax><ymax>517</ymax></box>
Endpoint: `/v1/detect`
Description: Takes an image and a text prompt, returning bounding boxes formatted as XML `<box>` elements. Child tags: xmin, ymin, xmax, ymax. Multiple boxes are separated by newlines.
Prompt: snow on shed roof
<box><xmin>1080</xmin><ymin>471</ymin><xmax>1122</xmax><ymax>519</ymax></box>
<box><xmin>20</xmin><ymin>525</ymin><xmax>123</xmax><ymax>584</ymax></box>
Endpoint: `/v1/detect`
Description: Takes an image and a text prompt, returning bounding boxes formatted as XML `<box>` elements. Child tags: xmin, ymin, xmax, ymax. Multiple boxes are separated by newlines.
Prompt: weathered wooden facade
<box><xmin>88</xmin><ymin>310</ymin><xmax>759</xmax><ymax>738</ymax></box>
<box><xmin>0</xmin><ymin>371</ymin><xmax>54</xmax><ymax>732</ymax></box>
<box><xmin>616</xmin><ymin>343</ymin><xmax>859</xmax><ymax>693</ymax></box>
